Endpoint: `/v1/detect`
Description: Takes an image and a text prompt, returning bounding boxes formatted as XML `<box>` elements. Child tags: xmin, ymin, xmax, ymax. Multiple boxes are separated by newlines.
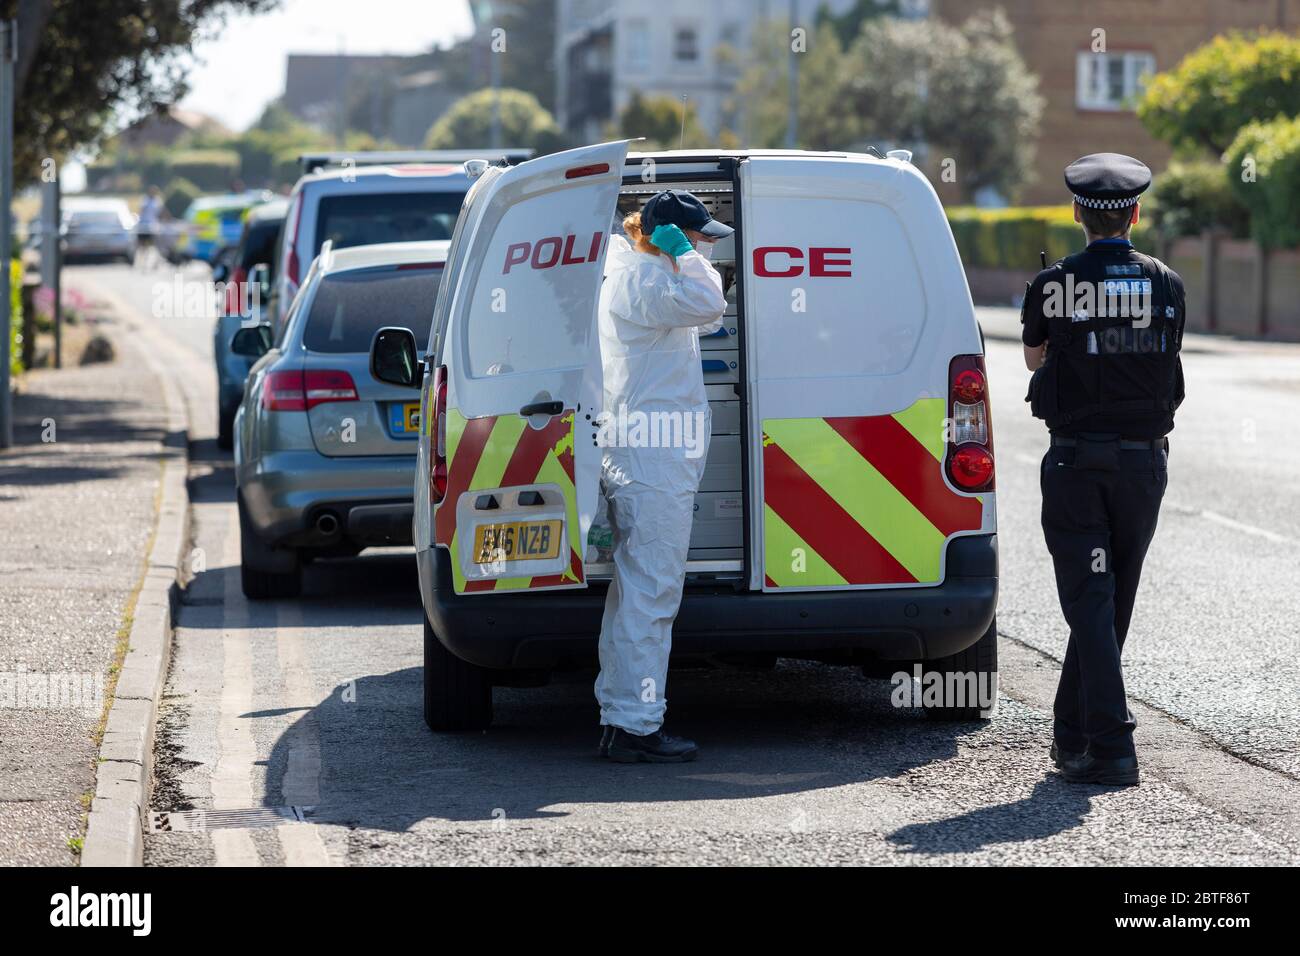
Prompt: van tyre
<box><xmin>922</xmin><ymin>617</ymin><xmax>998</xmax><ymax>721</ymax></box>
<box><xmin>424</xmin><ymin>616</ymin><xmax>493</xmax><ymax>731</ymax></box>
<box><xmin>238</xmin><ymin>495</ymin><xmax>301</xmax><ymax>599</ymax></box>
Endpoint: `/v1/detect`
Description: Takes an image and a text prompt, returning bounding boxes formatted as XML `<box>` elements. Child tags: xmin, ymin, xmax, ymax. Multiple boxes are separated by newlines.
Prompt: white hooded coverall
<box><xmin>594</xmin><ymin>233</ymin><xmax>727</xmax><ymax>735</ymax></box>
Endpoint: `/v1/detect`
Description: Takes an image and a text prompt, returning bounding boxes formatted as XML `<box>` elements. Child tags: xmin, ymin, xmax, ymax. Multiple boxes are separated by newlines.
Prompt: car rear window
<box><xmin>68</xmin><ymin>211</ymin><xmax>125</xmax><ymax>228</ymax></box>
<box><xmin>302</xmin><ymin>266</ymin><xmax>443</xmax><ymax>353</ymax></box>
<box><xmin>239</xmin><ymin>219</ymin><xmax>283</xmax><ymax>273</ymax></box>
<box><xmin>313</xmin><ymin>191</ymin><xmax>463</xmax><ymax>252</ymax></box>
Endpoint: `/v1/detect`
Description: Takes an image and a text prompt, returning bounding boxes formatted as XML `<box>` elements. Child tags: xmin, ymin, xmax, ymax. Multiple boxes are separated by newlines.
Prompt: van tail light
<box><xmin>946</xmin><ymin>354</ymin><xmax>995</xmax><ymax>491</ymax></box>
<box><xmin>430</xmin><ymin>365</ymin><xmax>449</xmax><ymax>504</ymax></box>
<box><xmin>261</xmin><ymin>369</ymin><xmax>357</xmax><ymax>412</ymax></box>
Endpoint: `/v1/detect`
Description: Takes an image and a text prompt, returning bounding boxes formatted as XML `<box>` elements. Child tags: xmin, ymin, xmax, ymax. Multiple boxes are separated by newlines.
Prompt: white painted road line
<box><xmin>275</xmin><ymin>602</ymin><xmax>334</xmax><ymax>867</ymax></box>
<box><xmin>210</xmin><ymin>510</ymin><xmax>261</xmax><ymax>867</ymax></box>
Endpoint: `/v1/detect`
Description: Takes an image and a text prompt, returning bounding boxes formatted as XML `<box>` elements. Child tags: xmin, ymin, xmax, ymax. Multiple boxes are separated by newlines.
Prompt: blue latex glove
<box><xmin>649</xmin><ymin>223</ymin><xmax>693</xmax><ymax>258</ymax></box>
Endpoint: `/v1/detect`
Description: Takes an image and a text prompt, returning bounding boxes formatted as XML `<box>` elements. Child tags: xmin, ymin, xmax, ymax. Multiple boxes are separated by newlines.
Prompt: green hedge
<box><xmin>9</xmin><ymin>259</ymin><xmax>22</xmax><ymax>378</ymax></box>
<box><xmin>165</xmin><ymin>149</ymin><xmax>240</xmax><ymax>192</ymax></box>
<box><xmin>946</xmin><ymin>205</ymin><xmax>1153</xmax><ymax>270</ymax></box>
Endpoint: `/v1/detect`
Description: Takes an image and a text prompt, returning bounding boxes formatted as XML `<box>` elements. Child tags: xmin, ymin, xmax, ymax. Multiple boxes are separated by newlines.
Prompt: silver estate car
<box><xmin>233</xmin><ymin>240</ymin><xmax>449</xmax><ymax>599</ymax></box>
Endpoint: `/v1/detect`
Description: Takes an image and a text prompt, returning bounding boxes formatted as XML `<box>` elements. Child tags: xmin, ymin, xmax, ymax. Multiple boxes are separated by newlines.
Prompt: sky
<box><xmin>177</xmin><ymin>0</ymin><xmax>476</xmax><ymax>132</ymax></box>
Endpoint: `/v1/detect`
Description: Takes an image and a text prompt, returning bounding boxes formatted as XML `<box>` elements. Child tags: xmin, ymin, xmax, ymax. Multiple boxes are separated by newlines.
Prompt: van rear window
<box><xmin>303</xmin><ymin>267</ymin><xmax>443</xmax><ymax>353</ymax></box>
<box><xmin>314</xmin><ymin>192</ymin><xmax>463</xmax><ymax>252</ymax></box>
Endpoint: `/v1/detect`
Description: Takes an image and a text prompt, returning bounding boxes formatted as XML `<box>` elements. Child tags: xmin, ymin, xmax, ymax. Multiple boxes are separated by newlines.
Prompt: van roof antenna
<box><xmin>680</xmin><ymin>95</ymin><xmax>688</xmax><ymax>150</ymax></box>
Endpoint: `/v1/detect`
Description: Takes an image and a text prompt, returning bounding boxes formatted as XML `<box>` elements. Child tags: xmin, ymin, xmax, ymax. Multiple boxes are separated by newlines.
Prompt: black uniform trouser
<box><xmin>1040</xmin><ymin>440</ymin><xmax>1168</xmax><ymax>759</ymax></box>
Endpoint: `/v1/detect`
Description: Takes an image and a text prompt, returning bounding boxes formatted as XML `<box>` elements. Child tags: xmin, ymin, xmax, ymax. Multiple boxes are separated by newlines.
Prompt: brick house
<box><xmin>930</xmin><ymin>0</ymin><xmax>1300</xmax><ymax>204</ymax></box>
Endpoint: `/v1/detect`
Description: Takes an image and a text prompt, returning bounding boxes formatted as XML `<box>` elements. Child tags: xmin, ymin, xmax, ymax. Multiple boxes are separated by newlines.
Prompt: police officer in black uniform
<box><xmin>1022</xmin><ymin>152</ymin><xmax>1185</xmax><ymax>787</ymax></box>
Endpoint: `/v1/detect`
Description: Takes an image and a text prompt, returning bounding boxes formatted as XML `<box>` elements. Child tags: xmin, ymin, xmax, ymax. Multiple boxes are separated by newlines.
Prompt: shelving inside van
<box><xmin>586</xmin><ymin>172</ymin><xmax>746</xmax><ymax>582</ymax></box>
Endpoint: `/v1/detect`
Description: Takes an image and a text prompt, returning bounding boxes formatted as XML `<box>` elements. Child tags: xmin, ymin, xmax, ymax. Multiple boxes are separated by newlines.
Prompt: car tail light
<box><xmin>946</xmin><ymin>354</ymin><xmax>995</xmax><ymax>491</ymax></box>
<box><xmin>261</xmin><ymin>369</ymin><xmax>357</xmax><ymax>412</ymax></box>
<box><xmin>222</xmin><ymin>265</ymin><xmax>247</xmax><ymax>317</ymax></box>
<box><xmin>430</xmin><ymin>365</ymin><xmax>448</xmax><ymax>504</ymax></box>
<box><xmin>262</xmin><ymin>370</ymin><xmax>306</xmax><ymax>412</ymax></box>
<box><xmin>285</xmin><ymin>195</ymin><xmax>304</xmax><ymax>288</ymax></box>
<box><xmin>303</xmin><ymin>370</ymin><xmax>358</xmax><ymax>409</ymax></box>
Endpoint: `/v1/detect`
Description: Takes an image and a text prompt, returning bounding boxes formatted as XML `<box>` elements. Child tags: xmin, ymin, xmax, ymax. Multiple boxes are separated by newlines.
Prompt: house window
<box><xmin>673</xmin><ymin>24</ymin><xmax>699</xmax><ymax>63</ymax></box>
<box><xmin>625</xmin><ymin>18</ymin><xmax>650</xmax><ymax>72</ymax></box>
<box><xmin>1076</xmin><ymin>51</ymin><xmax>1156</xmax><ymax>110</ymax></box>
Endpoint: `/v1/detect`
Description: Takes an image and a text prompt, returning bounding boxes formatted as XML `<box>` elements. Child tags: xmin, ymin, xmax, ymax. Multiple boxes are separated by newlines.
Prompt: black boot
<box><xmin>607</xmin><ymin>728</ymin><xmax>698</xmax><ymax>763</ymax></box>
<box><xmin>598</xmin><ymin>725</ymin><xmax>613</xmax><ymax>758</ymax></box>
<box><xmin>1050</xmin><ymin>741</ymin><xmax>1086</xmax><ymax>769</ymax></box>
<box><xmin>1060</xmin><ymin>752</ymin><xmax>1139</xmax><ymax>786</ymax></box>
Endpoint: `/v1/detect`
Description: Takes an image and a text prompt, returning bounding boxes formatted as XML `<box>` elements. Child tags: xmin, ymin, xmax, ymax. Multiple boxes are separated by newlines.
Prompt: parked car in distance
<box><xmin>272</xmin><ymin>160</ymin><xmax>488</xmax><ymax>335</ymax></box>
<box><xmin>212</xmin><ymin>198</ymin><xmax>288</xmax><ymax>449</ymax></box>
<box><xmin>233</xmin><ymin>240</ymin><xmax>450</xmax><ymax>599</ymax></box>
<box><xmin>59</xmin><ymin>198</ymin><xmax>137</xmax><ymax>263</ymax></box>
<box><xmin>177</xmin><ymin>191</ymin><xmax>273</xmax><ymax>263</ymax></box>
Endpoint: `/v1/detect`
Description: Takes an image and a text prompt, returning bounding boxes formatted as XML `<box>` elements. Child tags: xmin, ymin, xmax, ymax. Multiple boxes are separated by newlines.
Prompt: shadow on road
<box><xmin>886</xmin><ymin>779</ymin><xmax>1096</xmax><ymax>854</ymax></box>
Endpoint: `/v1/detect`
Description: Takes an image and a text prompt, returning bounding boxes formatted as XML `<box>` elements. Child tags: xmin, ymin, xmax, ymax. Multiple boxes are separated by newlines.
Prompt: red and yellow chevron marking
<box><xmin>437</xmin><ymin>407</ymin><xmax>584</xmax><ymax>594</ymax></box>
<box><xmin>762</xmin><ymin>398</ymin><xmax>984</xmax><ymax>589</ymax></box>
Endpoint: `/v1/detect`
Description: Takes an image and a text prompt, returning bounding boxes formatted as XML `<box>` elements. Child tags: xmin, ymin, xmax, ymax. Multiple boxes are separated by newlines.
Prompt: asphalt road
<box><xmin>71</xmin><ymin>262</ymin><xmax>1300</xmax><ymax>866</ymax></box>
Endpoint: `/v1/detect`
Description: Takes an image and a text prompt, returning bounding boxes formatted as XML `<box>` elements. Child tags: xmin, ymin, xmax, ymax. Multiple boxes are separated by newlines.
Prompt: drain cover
<box><xmin>150</xmin><ymin>806</ymin><xmax>312</xmax><ymax>832</ymax></box>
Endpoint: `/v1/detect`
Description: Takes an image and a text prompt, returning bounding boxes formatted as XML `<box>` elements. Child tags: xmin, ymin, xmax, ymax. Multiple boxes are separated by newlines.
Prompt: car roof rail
<box><xmin>297</xmin><ymin>149</ymin><xmax>535</xmax><ymax>175</ymax></box>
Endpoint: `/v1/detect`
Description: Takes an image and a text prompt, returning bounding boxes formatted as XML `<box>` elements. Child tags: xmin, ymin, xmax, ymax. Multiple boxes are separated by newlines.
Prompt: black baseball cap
<box><xmin>640</xmin><ymin>189</ymin><xmax>734</xmax><ymax>239</ymax></box>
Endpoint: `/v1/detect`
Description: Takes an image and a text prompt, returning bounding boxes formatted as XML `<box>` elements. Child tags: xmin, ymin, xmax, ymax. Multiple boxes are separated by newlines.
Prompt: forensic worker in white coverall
<box><xmin>595</xmin><ymin>189</ymin><xmax>730</xmax><ymax>763</ymax></box>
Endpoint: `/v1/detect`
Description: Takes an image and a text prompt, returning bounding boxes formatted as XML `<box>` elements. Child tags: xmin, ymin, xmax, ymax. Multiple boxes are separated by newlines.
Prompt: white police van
<box><xmin>369</xmin><ymin>141</ymin><xmax>999</xmax><ymax>731</ymax></box>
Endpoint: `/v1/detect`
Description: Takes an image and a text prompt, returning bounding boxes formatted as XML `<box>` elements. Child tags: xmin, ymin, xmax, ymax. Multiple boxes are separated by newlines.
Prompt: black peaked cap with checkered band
<box><xmin>1065</xmin><ymin>152</ymin><xmax>1152</xmax><ymax>209</ymax></box>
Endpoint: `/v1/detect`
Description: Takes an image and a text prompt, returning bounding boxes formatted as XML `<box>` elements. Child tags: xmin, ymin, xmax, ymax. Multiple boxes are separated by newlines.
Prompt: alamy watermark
<box><xmin>0</xmin><ymin>665</ymin><xmax>103</xmax><ymax>713</ymax></box>
<box><xmin>891</xmin><ymin>664</ymin><xmax>996</xmax><ymax>712</ymax></box>
<box><xmin>593</xmin><ymin>405</ymin><xmax>709</xmax><ymax>459</ymax></box>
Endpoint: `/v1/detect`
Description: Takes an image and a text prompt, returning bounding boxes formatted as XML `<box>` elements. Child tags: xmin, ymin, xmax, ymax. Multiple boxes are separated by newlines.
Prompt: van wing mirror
<box><xmin>230</xmin><ymin>324</ymin><xmax>272</xmax><ymax>358</ymax></box>
<box><xmin>370</xmin><ymin>326</ymin><xmax>421</xmax><ymax>389</ymax></box>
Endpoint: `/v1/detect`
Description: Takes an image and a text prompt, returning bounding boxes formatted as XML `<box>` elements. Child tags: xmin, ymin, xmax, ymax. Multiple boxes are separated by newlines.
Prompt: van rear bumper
<box><xmin>419</xmin><ymin>534</ymin><xmax>998</xmax><ymax>670</ymax></box>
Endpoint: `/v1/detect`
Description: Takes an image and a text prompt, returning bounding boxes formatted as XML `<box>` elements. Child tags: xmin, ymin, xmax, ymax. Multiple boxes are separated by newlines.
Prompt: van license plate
<box><xmin>473</xmin><ymin>520</ymin><xmax>563</xmax><ymax>564</ymax></box>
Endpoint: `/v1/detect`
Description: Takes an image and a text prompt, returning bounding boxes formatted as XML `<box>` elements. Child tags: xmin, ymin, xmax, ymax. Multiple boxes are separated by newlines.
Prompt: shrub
<box><xmin>9</xmin><ymin>259</ymin><xmax>23</xmax><ymax>378</ymax></box>
<box><xmin>1224</xmin><ymin>114</ymin><xmax>1300</xmax><ymax>249</ymax></box>
<box><xmin>1138</xmin><ymin>31</ymin><xmax>1300</xmax><ymax>153</ymax></box>
<box><xmin>945</xmin><ymin>205</ymin><xmax>1152</xmax><ymax>270</ymax></box>
<box><xmin>1146</xmin><ymin>160</ymin><xmax>1251</xmax><ymax>240</ymax></box>
<box><xmin>165</xmin><ymin>149</ymin><xmax>240</xmax><ymax>192</ymax></box>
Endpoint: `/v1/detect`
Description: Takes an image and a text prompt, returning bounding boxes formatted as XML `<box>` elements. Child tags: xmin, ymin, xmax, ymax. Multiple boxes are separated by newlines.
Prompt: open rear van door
<box><xmin>738</xmin><ymin>155</ymin><xmax>993</xmax><ymax>593</ymax></box>
<box><xmin>432</xmin><ymin>141</ymin><xmax>629</xmax><ymax>594</ymax></box>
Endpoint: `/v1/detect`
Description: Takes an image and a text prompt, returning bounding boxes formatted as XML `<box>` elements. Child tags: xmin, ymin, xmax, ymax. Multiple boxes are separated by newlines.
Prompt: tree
<box><xmin>0</xmin><ymin>0</ymin><xmax>278</xmax><ymax>184</ymax></box>
<box><xmin>840</xmin><ymin>9</ymin><xmax>1044</xmax><ymax>200</ymax></box>
<box><xmin>733</xmin><ymin>21</ymin><xmax>848</xmax><ymax>151</ymax></box>
<box><xmin>424</xmin><ymin>87</ymin><xmax>567</xmax><ymax>154</ymax></box>
<box><xmin>433</xmin><ymin>0</ymin><xmax>557</xmax><ymax>111</ymax></box>
<box><xmin>612</xmin><ymin>92</ymin><xmax>707</xmax><ymax>151</ymax></box>
<box><xmin>1138</xmin><ymin>31</ymin><xmax>1300</xmax><ymax>154</ymax></box>
<box><xmin>1224</xmin><ymin>115</ymin><xmax>1300</xmax><ymax>248</ymax></box>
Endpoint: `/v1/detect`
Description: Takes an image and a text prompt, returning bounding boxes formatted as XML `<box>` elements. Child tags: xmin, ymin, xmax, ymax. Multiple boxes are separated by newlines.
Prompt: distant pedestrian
<box><xmin>136</xmin><ymin>185</ymin><xmax>163</xmax><ymax>270</ymax></box>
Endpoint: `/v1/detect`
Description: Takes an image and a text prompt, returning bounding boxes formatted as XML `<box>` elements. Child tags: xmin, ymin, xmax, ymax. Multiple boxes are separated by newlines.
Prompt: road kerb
<box><xmin>81</xmin><ymin>322</ymin><xmax>191</xmax><ymax>868</ymax></box>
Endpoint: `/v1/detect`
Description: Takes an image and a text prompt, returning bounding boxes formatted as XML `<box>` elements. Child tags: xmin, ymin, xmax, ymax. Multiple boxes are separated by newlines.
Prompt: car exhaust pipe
<box><xmin>315</xmin><ymin>511</ymin><xmax>340</xmax><ymax>536</ymax></box>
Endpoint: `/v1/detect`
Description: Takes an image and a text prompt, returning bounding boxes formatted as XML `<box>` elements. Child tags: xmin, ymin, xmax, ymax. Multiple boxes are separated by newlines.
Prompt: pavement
<box><xmin>9</xmin><ymin>262</ymin><xmax>1300</xmax><ymax>866</ymax></box>
<box><xmin>0</xmin><ymin>293</ymin><xmax>171</xmax><ymax>866</ymax></box>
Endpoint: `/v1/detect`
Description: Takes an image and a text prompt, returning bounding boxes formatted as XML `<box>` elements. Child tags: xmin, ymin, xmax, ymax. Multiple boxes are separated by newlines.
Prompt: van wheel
<box><xmin>238</xmin><ymin>495</ymin><xmax>301</xmax><ymax>600</ymax></box>
<box><xmin>921</xmin><ymin>618</ymin><xmax>998</xmax><ymax>721</ymax></box>
<box><xmin>424</xmin><ymin>616</ymin><xmax>493</xmax><ymax>731</ymax></box>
